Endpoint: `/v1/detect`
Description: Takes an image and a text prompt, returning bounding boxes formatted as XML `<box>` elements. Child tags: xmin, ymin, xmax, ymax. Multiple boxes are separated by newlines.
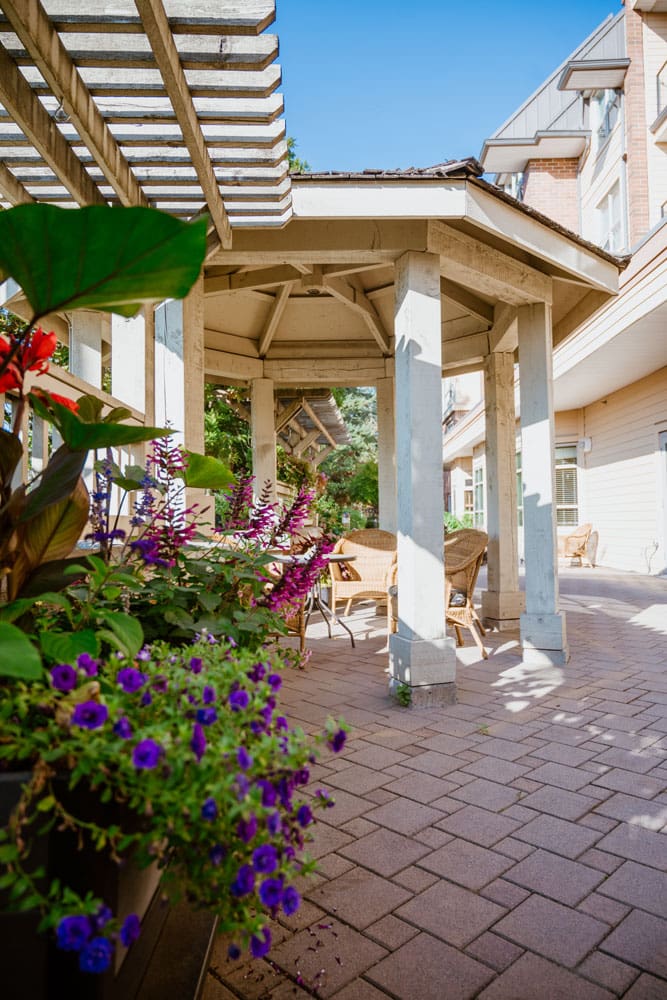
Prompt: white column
<box><xmin>111</xmin><ymin>313</ymin><xmax>145</xmax><ymax>411</ymax></box>
<box><xmin>70</xmin><ymin>312</ymin><xmax>102</xmax><ymax>388</ymax></box>
<box><xmin>250</xmin><ymin>378</ymin><xmax>276</xmax><ymax>503</ymax></box>
<box><xmin>154</xmin><ymin>298</ymin><xmax>185</xmax><ymax>444</ymax></box>
<box><xmin>389</xmin><ymin>251</ymin><xmax>455</xmax><ymax>705</ymax></box>
<box><xmin>376</xmin><ymin>375</ymin><xmax>397</xmax><ymax>533</ymax></box>
<box><xmin>482</xmin><ymin>351</ymin><xmax>525</xmax><ymax>630</ymax></box>
<box><xmin>517</xmin><ymin>302</ymin><xmax>569</xmax><ymax>665</ymax></box>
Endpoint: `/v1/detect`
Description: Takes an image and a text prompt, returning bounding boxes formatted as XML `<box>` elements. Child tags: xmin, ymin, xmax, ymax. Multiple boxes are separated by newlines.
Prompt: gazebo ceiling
<box><xmin>203</xmin><ymin>163</ymin><xmax>625</xmax><ymax>387</ymax></box>
<box><xmin>0</xmin><ymin>0</ymin><xmax>290</xmax><ymax>250</ymax></box>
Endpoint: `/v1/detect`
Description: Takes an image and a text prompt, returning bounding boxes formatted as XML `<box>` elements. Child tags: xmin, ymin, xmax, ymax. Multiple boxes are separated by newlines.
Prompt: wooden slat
<box><xmin>135</xmin><ymin>0</ymin><xmax>232</xmax><ymax>248</ymax></box>
<box><xmin>274</xmin><ymin>397</ymin><xmax>303</xmax><ymax>434</ymax></box>
<box><xmin>1</xmin><ymin>0</ymin><xmax>148</xmax><ymax>208</ymax></box>
<box><xmin>32</xmin><ymin>1</ymin><xmax>276</xmax><ymax>35</ymax></box>
<box><xmin>0</xmin><ymin>40</ymin><xmax>104</xmax><ymax>205</ymax></box>
<box><xmin>21</xmin><ymin>64</ymin><xmax>283</xmax><ymax>99</ymax></box>
<box><xmin>0</xmin><ymin>159</ymin><xmax>34</xmax><ymax>202</ymax></box>
<box><xmin>258</xmin><ymin>281</ymin><xmax>293</xmax><ymax>356</ymax></box>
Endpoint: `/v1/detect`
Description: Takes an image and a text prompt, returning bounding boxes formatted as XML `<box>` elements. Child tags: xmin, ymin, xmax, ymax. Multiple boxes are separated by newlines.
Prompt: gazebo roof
<box><xmin>0</xmin><ymin>0</ymin><xmax>291</xmax><ymax>249</ymax></box>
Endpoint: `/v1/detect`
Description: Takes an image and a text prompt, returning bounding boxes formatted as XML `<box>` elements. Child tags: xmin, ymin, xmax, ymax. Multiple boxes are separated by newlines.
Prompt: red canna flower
<box><xmin>21</xmin><ymin>327</ymin><xmax>57</xmax><ymax>373</ymax></box>
<box><xmin>0</xmin><ymin>367</ymin><xmax>21</xmax><ymax>393</ymax></box>
<box><xmin>48</xmin><ymin>392</ymin><xmax>79</xmax><ymax>413</ymax></box>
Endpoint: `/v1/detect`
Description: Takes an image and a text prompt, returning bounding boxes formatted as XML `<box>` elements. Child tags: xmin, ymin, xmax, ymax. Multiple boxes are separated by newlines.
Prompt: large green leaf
<box><xmin>18</xmin><ymin>558</ymin><xmax>88</xmax><ymax>598</ymax></box>
<box><xmin>182</xmin><ymin>451</ymin><xmax>234</xmax><ymax>490</ymax></box>
<box><xmin>39</xmin><ymin>629</ymin><xmax>99</xmax><ymax>664</ymax></box>
<box><xmin>97</xmin><ymin>612</ymin><xmax>143</xmax><ymax>659</ymax></box>
<box><xmin>29</xmin><ymin>396</ymin><xmax>173</xmax><ymax>450</ymax></box>
<box><xmin>0</xmin><ymin>623</ymin><xmax>43</xmax><ymax>680</ymax></box>
<box><xmin>21</xmin><ymin>477</ymin><xmax>89</xmax><ymax>569</ymax></box>
<box><xmin>20</xmin><ymin>445</ymin><xmax>87</xmax><ymax>523</ymax></box>
<box><xmin>0</xmin><ymin>205</ymin><xmax>207</xmax><ymax>322</ymax></box>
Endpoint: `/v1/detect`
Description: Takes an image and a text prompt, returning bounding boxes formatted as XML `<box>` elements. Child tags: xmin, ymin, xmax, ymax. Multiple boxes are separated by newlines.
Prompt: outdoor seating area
<box><xmin>205</xmin><ymin>566</ymin><xmax>667</xmax><ymax>999</ymax></box>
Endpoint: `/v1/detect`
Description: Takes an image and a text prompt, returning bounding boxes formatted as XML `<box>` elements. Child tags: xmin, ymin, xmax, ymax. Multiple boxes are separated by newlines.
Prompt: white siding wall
<box><xmin>644</xmin><ymin>14</ymin><xmax>667</xmax><ymax>227</ymax></box>
<box><xmin>579</xmin><ymin>116</ymin><xmax>626</xmax><ymax>250</ymax></box>
<box><xmin>581</xmin><ymin>367</ymin><xmax>667</xmax><ymax>574</ymax></box>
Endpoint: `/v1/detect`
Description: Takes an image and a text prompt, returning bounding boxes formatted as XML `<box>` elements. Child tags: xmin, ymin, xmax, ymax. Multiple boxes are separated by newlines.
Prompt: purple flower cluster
<box><xmin>117</xmin><ymin>667</ymin><xmax>147</xmax><ymax>693</ymax></box>
<box><xmin>55</xmin><ymin>910</ymin><xmax>140</xmax><ymax>974</ymax></box>
<box><xmin>72</xmin><ymin>702</ymin><xmax>108</xmax><ymax>730</ymax></box>
<box><xmin>132</xmin><ymin>739</ymin><xmax>162</xmax><ymax>769</ymax></box>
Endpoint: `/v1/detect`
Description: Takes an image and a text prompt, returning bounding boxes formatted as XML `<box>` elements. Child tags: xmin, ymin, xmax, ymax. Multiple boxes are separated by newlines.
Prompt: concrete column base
<box><xmin>521</xmin><ymin>612</ymin><xmax>569</xmax><ymax>665</ymax></box>
<box><xmin>482</xmin><ymin>590</ymin><xmax>525</xmax><ymax>632</ymax></box>
<box><xmin>389</xmin><ymin>633</ymin><xmax>456</xmax><ymax>688</ymax></box>
<box><xmin>389</xmin><ymin>676</ymin><xmax>457</xmax><ymax>708</ymax></box>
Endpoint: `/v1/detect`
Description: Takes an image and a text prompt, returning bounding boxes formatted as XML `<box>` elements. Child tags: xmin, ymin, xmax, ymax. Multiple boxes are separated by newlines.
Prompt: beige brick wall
<box><xmin>522</xmin><ymin>158</ymin><xmax>580</xmax><ymax>233</ymax></box>
<box><xmin>625</xmin><ymin>3</ymin><xmax>651</xmax><ymax>244</ymax></box>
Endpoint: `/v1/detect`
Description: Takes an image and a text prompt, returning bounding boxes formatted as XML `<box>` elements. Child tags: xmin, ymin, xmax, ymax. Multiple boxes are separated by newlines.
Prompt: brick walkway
<box><xmin>205</xmin><ymin>568</ymin><xmax>667</xmax><ymax>999</ymax></box>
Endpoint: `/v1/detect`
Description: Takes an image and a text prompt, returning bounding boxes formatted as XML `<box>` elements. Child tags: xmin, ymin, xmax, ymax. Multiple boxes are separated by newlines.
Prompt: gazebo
<box><xmin>0</xmin><ymin>1</ymin><xmax>622</xmax><ymax>703</ymax></box>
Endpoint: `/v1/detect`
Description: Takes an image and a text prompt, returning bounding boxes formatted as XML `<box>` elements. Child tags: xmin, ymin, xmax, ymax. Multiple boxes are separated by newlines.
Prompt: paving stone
<box><xmin>578</xmin><ymin>951</ymin><xmax>641</xmax><ymax>995</ymax></box>
<box><xmin>527</xmin><ymin>761</ymin><xmax>596</xmax><ymax>791</ymax></box>
<box><xmin>427</xmin><ymin>794</ymin><xmax>468</xmax><ymax>814</ymax></box>
<box><xmin>579</xmin><ymin>812</ymin><xmax>619</xmax><ymax>833</ymax></box>
<box><xmin>362</xmin><ymin>797</ymin><xmax>444</xmax><ymax>835</ymax></box>
<box><xmin>344</xmin><ymin>745</ymin><xmax>409</xmax><ymax>770</ymax></box>
<box><xmin>465</xmin><ymin>931</ymin><xmax>524</xmax><ymax>972</ymax></box>
<box><xmin>512</xmin><ymin>777</ymin><xmax>544</xmax><ymax>793</ymax></box>
<box><xmin>474</xmin><ymin>737</ymin><xmax>528</xmax><ymax>761</ymax></box>
<box><xmin>277</xmin><ymin>899</ymin><xmax>327</xmax><ymax>933</ymax></box>
<box><xmin>536</xmin><ymin>724</ymin><xmax>593</xmax><ymax>747</ymax></box>
<box><xmin>337</xmin><ymin>827</ymin><xmax>431</xmax><ymax>877</ymax></box>
<box><xmin>420</xmin><ymin>837</ymin><xmax>513</xmax><ymax>890</ymax></box>
<box><xmin>436</xmin><ymin>804</ymin><xmax>522</xmax><ymax>847</ymax></box>
<box><xmin>532</xmin><ymin>742</ymin><xmax>597</xmax><ymax>766</ymax></box>
<box><xmin>579</xmin><ymin>848</ymin><xmax>625</xmax><ymax>874</ymax></box>
<box><xmin>518</xmin><ymin>786</ymin><xmax>598</xmax><ymax>821</ymax></box>
<box><xmin>391</xmin><ymin>865</ymin><xmax>439</xmax><ymax>893</ymax></box>
<box><xmin>414</xmin><ymin>826</ymin><xmax>455</xmax><ymax>848</ymax></box>
<box><xmin>598</xmin><ymin>860</ymin><xmax>667</xmax><ymax>918</ymax></box>
<box><xmin>504</xmin><ymin>848</ymin><xmax>605</xmax><ymax>905</ymax></box>
<box><xmin>365</xmin><ymin>913</ymin><xmax>419</xmax><ymax>950</ymax></box>
<box><xmin>594</xmin><ymin>792</ymin><xmax>667</xmax><ymax>830</ymax></box>
<box><xmin>396</xmin><ymin>879</ymin><xmax>505</xmax><ymax>948</ymax></box>
<box><xmin>362</xmin><ymin>787</ymin><xmax>397</xmax><ymax>805</ymax></box>
<box><xmin>600</xmin><ymin>910</ymin><xmax>667</xmax><ymax>978</ymax></box>
<box><xmin>592</xmin><ymin>770</ymin><xmax>666</xmax><ymax>798</ymax></box>
<box><xmin>462</xmin><ymin>757</ymin><xmax>531</xmax><ymax>784</ymax></box>
<box><xmin>622</xmin><ymin>973</ymin><xmax>667</xmax><ymax>999</ymax></box>
<box><xmin>316</xmin><ymin>854</ymin><xmax>355</xmax><ymax>879</ymax></box>
<box><xmin>306</xmin><ymin>822</ymin><xmax>355</xmax><ymax>860</ymax></box>
<box><xmin>382</xmin><ymin>771</ymin><xmax>459</xmax><ymax>803</ymax></box>
<box><xmin>316</xmin><ymin>789</ymin><xmax>376</xmax><ymax>826</ymax></box>
<box><xmin>493</xmin><ymin>837</ymin><xmax>535</xmax><ymax>861</ymax></box>
<box><xmin>405</xmin><ymin>750</ymin><xmax>465</xmax><ymax>777</ymax></box>
<box><xmin>477</xmin><ymin>952</ymin><xmax>614</xmax><ymax>1000</ymax></box>
<box><xmin>492</xmin><ymin>894</ymin><xmax>608</xmax><ymax>967</ymax></box>
<box><xmin>306</xmin><ymin>867</ymin><xmax>411</xmax><ymax>929</ymax></box>
<box><xmin>592</xmin><ymin>748</ymin><xmax>664</xmax><ymax>774</ymax></box>
<box><xmin>325</xmin><ymin>765</ymin><xmax>393</xmax><ymax>795</ymax></box>
<box><xmin>450</xmin><ymin>777</ymin><xmax>521</xmax><ymax>812</ymax></box>
<box><xmin>416</xmin><ymin>733</ymin><xmax>476</xmax><ymax>755</ymax></box>
<box><xmin>366</xmin><ymin>932</ymin><xmax>494</xmax><ymax>1000</ymax></box>
<box><xmin>480</xmin><ymin>878</ymin><xmax>531</xmax><ymax>908</ymax></box>
<box><xmin>340</xmin><ymin>818</ymin><xmax>378</xmax><ymax>838</ymax></box>
<box><xmin>577</xmin><ymin>893</ymin><xmax>632</xmax><ymax>926</ymax></box>
<box><xmin>513</xmin><ymin>813</ymin><xmax>603</xmax><ymax>858</ymax></box>
<box><xmin>595</xmin><ymin>823</ymin><xmax>667</xmax><ymax>870</ymax></box>
<box><xmin>330</xmin><ymin>980</ymin><xmax>390</xmax><ymax>1000</ymax></box>
<box><xmin>270</xmin><ymin>919</ymin><xmax>387</xmax><ymax>998</ymax></box>
<box><xmin>501</xmin><ymin>804</ymin><xmax>538</xmax><ymax>823</ymax></box>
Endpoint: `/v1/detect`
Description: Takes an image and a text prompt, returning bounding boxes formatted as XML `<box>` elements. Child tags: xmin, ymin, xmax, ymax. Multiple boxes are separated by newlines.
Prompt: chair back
<box><xmin>563</xmin><ymin>523</ymin><xmax>592</xmax><ymax>557</ymax></box>
<box><xmin>444</xmin><ymin>529</ymin><xmax>488</xmax><ymax>598</ymax></box>
<box><xmin>333</xmin><ymin>529</ymin><xmax>396</xmax><ymax>582</ymax></box>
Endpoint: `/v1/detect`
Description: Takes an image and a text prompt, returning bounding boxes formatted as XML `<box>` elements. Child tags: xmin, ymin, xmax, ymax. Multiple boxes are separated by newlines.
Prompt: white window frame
<box><xmin>555</xmin><ymin>444</ymin><xmax>579</xmax><ymax>527</ymax></box>
<box><xmin>473</xmin><ymin>461</ymin><xmax>485</xmax><ymax>529</ymax></box>
<box><xmin>597</xmin><ymin>180</ymin><xmax>625</xmax><ymax>253</ymax></box>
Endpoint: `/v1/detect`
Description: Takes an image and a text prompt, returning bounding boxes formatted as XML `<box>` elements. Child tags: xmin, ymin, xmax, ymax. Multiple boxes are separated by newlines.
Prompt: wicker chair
<box><xmin>444</xmin><ymin>529</ymin><xmax>489</xmax><ymax>659</ymax></box>
<box><xmin>329</xmin><ymin>529</ymin><xmax>397</xmax><ymax>618</ymax></box>
<box><xmin>559</xmin><ymin>523</ymin><xmax>595</xmax><ymax>566</ymax></box>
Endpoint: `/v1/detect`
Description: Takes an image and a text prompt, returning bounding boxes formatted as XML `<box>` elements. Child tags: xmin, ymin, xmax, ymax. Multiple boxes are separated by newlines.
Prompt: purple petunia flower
<box><xmin>196</xmin><ymin>707</ymin><xmax>217</xmax><ymax>726</ymax></box>
<box><xmin>328</xmin><ymin>728</ymin><xmax>347</xmax><ymax>753</ymax></box>
<box><xmin>294</xmin><ymin>768</ymin><xmax>310</xmax><ymax>786</ymax></box>
<box><xmin>252</xmin><ymin>844</ymin><xmax>278</xmax><ymax>874</ymax></box>
<box><xmin>152</xmin><ymin>675</ymin><xmax>168</xmax><ymax>694</ymax></box>
<box><xmin>140</xmin><ymin>690</ymin><xmax>152</xmax><ymax>707</ymax></box>
<box><xmin>50</xmin><ymin>663</ymin><xmax>77</xmax><ymax>692</ymax></box>
<box><xmin>230</xmin><ymin>864</ymin><xmax>255</xmax><ymax>897</ymax></box>
<box><xmin>237</xmin><ymin>814</ymin><xmax>257</xmax><ymax>843</ymax></box>
<box><xmin>201</xmin><ymin>797</ymin><xmax>218</xmax><ymax>821</ymax></box>
<box><xmin>259</xmin><ymin>878</ymin><xmax>283</xmax><ymax>908</ymax></box>
<box><xmin>202</xmin><ymin>685</ymin><xmax>216</xmax><ymax>704</ymax></box>
<box><xmin>191</xmin><ymin>723</ymin><xmax>206</xmax><ymax>762</ymax></box>
<box><xmin>250</xmin><ymin>927</ymin><xmax>272</xmax><ymax>959</ymax></box>
<box><xmin>228</xmin><ymin>689</ymin><xmax>249</xmax><ymax>712</ymax></box>
<box><xmin>296</xmin><ymin>804</ymin><xmax>313</xmax><ymax>828</ymax></box>
<box><xmin>235</xmin><ymin>773</ymin><xmax>249</xmax><ymax>800</ymax></box>
<box><xmin>257</xmin><ymin>780</ymin><xmax>276</xmax><ymax>808</ymax></box>
<box><xmin>76</xmin><ymin>652</ymin><xmax>99</xmax><ymax>676</ymax></box>
<box><xmin>189</xmin><ymin>656</ymin><xmax>203</xmax><ymax>674</ymax></box>
<box><xmin>79</xmin><ymin>937</ymin><xmax>113</xmax><ymax>974</ymax></box>
<box><xmin>113</xmin><ymin>717</ymin><xmax>132</xmax><ymax>740</ymax></box>
<box><xmin>132</xmin><ymin>739</ymin><xmax>162</xmax><ymax>770</ymax></box>
<box><xmin>91</xmin><ymin>905</ymin><xmax>112</xmax><ymax>932</ymax></box>
<box><xmin>136</xmin><ymin>647</ymin><xmax>151</xmax><ymax>662</ymax></box>
<box><xmin>267</xmin><ymin>811</ymin><xmax>281</xmax><ymax>835</ymax></box>
<box><xmin>275</xmin><ymin>716</ymin><xmax>288</xmax><ymax>732</ymax></box>
<box><xmin>316</xmin><ymin>789</ymin><xmax>335</xmax><ymax>808</ymax></box>
<box><xmin>72</xmin><ymin>702</ymin><xmax>108</xmax><ymax>730</ymax></box>
<box><xmin>209</xmin><ymin>844</ymin><xmax>225</xmax><ymax>866</ymax></box>
<box><xmin>120</xmin><ymin>914</ymin><xmax>141</xmax><ymax>948</ymax></box>
<box><xmin>227</xmin><ymin>943</ymin><xmax>241</xmax><ymax>960</ymax></box>
<box><xmin>237</xmin><ymin>747</ymin><xmax>252</xmax><ymax>770</ymax></box>
<box><xmin>117</xmin><ymin>668</ymin><xmax>147</xmax><ymax>693</ymax></box>
<box><xmin>247</xmin><ymin>662</ymin><xmax>266</xmax><ymax>683</ymax></box>
<box><xmin>56</xmin><ymin>915</ymin><xmax>91</xmax><ymax>951</ymax></box>
<box><xmin>282</xmin><ymin>886</ymin><xmax>301</xmax><ymax>917</ymax></box>
<box><xmin>267</xmin><ymin>673</ymin><xmax>282</xmax><ymax>691</ymax></box>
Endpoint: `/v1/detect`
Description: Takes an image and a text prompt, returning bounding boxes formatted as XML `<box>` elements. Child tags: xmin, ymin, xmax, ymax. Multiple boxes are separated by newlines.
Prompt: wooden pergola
<box><xmin>0</xmin><ymin>2</ymin><xmax>623</xmax><ymax>701</ymax></box>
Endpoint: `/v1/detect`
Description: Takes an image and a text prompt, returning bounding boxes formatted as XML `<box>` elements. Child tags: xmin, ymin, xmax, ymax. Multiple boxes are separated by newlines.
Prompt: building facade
<box><xmin>444</xmin><ymin>0</ymin><xmax>667</xmax><ymax>576</ymax></box>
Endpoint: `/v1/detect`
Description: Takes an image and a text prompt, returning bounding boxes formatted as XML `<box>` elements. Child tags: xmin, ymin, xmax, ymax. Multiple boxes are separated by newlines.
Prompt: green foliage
<box><xmin>395</xmin><ymin>682</ymin><xmax>412</xmax><ymax>707</ymax></box>
<box><xmin>204</xmin><ymin>385</ymin><xmax>251</xmax><ymax>475</ymax></box>
<box><xmin>287</xmin><ymin>137</ymin><xmax>310</xmax><ymax>174</ymax></box>
<box><xmin>444</xmin><ymin>511</ymin><xmax>473</xmax><ymax>532</ymax></box>
<box><xmin>0</xmin><ymin>205</ymin><xmax>207</xmax><ymax>322</ymax></box>
<box><xmin>0</xmin><ymin>622</ymin><xmax>43</xmax><ymax>680</ymax></box>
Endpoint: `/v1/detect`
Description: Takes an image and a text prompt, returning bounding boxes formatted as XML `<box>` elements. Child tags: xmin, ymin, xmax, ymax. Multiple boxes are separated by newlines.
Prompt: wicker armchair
<box><xmin>559</xmin><ymin>523</ymin><xmax>595</xmax><ymax>566</ymax></box>
<box><xmin>444</xmin><ymin>529</ymin><xmax>489</xmax><ymax>658</ymax></box>
<box><xmin>329</xmin><ymin>529</ymin><xmax>397</xmax><ymax>618</ymax></box>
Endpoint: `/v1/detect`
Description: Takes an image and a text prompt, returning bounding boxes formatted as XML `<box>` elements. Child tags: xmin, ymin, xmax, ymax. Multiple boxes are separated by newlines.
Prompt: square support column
<box><xmin>389</xmin><ymin>251</ymin><xmax>456</xmax><ymax>706</ymax></box>
<box><xmin>482</xmin><ymin>351</ymin><xmax>524</xmax><ymax>630</ymax></box>
<box><xmin>112</xmin><ymin>313</ymin><xmax>145</xmax><ymax>413</ymax></box>
<box><xmin>250</xmin><ymin>377</ymin><xmax>276</xmax><ymax>504</ymax></box>
<box><xmin>70</xmin><ymin>312</ymin><xmax>103</xmax><ymax>388</ymax></box>
<box><xmin>376</xmin><ymin>375</ymin><xmax>396</xmax><ymax>533</ymax></box>
<box><xmin>517</xmin><ymin>302</ymin><xmax>569</xmax><ymax>665</ymax></box>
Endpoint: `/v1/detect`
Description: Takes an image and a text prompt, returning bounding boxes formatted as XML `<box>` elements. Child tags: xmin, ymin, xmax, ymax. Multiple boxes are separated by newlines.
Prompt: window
<box><xmin>658</xmin><ymin>62</ymin><xmax>667</xmax><ymax>116</ymax></box>
<box><xmin>555</xmin><ymin>445</ymin><xmax>579</xmax><ymax>526</ymax></box>
<box><xmin>473</xmin><ymin>465</ymin><xmax>485</xmax><ymax>528</ymax></box>
<box><xmin>597</xmin><ymin>181</ymin><xmax>624</xmax><ymax>252</ymax></box>
<box><xmin>516</xmin><ymin>451</ymin><xmax>523</xmax><ymax>527</ymax></box>
<box><xmin>593</xmin><ymin>89</ymin><xmax>621</xmax><ymax>145</ymax></box>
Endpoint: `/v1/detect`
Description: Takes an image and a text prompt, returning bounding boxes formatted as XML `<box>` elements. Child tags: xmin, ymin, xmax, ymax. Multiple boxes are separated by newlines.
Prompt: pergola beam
<box><xmin>440</xmin><ymin>278</ymin><xmax>494</xmax><ymax>326</ymax></box>
<box><xmin>323</xmin><ymin>275</ymin><xmax>392</xmax><ymax>355</ymax></box>
<box><xmin>204</xmin><ymin>264</ymin><xmax>302</xmax><ymax>294</ymax></box>
<box><xmin>0</xmin><ymin>160</ymin><xmax>34</xmax><ymax>203</ymax></box>
<box><xmin>292</xmin><ymin>428</ymin><xmax>320</xmax><ymax>456</ymax></box>
<box><xmin>1</xmin><ymin>0</ymin><xmax>148</xmax><ymax>208</ymax></box>
<box><xmin>258</xmin><ymin>281</ymin><xmax>293</xmax><ymax>356</ymax></box>
<box><xmin>300</xmin><ymin>398</ymin><xmax>336</xmax><ymax>448</ymax></box>
<box><xmin>135</xmin><ymin>0</ymin><xmax>232</xmax><ymax>248</ymax></box>
<box><xmin>274</xmin><ymin>397</ymin><xmax>303</xmax><ymax>434</ymax></box>
<box><xmin>0</xmin><ymin>40</ymin><xmax>104</xmax><ymax>205</ymax></box>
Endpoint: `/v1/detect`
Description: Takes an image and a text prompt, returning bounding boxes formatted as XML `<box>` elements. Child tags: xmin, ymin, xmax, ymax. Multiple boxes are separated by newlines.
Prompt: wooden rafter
<box><xmin>135</xmin><ymin>0</ymin><xmax>232</xmax><ymax>247</ymax></box>
<box><xmin>440</xmin><ymin>278</ymin><xmax>494</xmax><ymax>326</ymax></box>
<box><xmin>323</xmin><ymin>275</ymin><xmax>392</xmax><ymax>355</ymax></box>
<box><xmin>258</xmin><ymin>281</ymin><xmax>293</xmax><ymax>356</ymax></box>
<box><xmin>312</xmin><ymin>445</ymin><xmax>334</xmax><ymax>467</ymax></box>
<box><xmin>0</xmin><ymin>40</ymin><xmax>104</xmax><ymax>205</ymax></box>
<box><xmin>275</xmin><ymin>397</ymin><xmax>303</xmax><ymax>434</ymax></box>
<box><xmin>1</xmin><ymin>0</ymin><xmax>148</xmax><ymax>208</ymax></box>
<box><xmin>204</xmin><ymin>263</ymin><xmax>303</xmax><ymax>294</ymax></box>
<box><xmin>300</xmin><ymin>398</ymin><xmax>336</xmax><ymax>448</ymax></box>
<box><xmin>7</xmin><ymin>1</ymin><xmax>276</xmax><ymax>35</ymax></box>
<box><xmin>292</xmin><ymin>427</ymin><xmax>320</xmax><ymax>456</ymax></box>
<box><xmin>0</xmin><ymin>160</ymin><xmax>34</xmax><ymax>203</ymax></box>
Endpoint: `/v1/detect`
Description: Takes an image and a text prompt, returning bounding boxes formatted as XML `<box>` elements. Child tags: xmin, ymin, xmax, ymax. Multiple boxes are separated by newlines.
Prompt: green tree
<box><xmin>287</xmin><ymin>137</ymin><xmax>310</xmax><ymax>174</ymax></box>
<box><xmin>321</xmin><ymin>387</ymin><xmax>378</xmax><ymax>516</ymax></box>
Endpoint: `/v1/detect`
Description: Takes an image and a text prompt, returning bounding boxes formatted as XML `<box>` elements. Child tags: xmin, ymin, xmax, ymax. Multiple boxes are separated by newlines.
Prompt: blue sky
<box><xmin>274</xmin><ymin>0</ymin><xmax>621</xmax><ymax>172</ymax></box>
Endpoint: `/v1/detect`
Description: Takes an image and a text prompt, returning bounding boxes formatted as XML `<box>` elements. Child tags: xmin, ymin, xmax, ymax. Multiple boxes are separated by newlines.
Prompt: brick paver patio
<box><xmin>204</xmin><ymin>567</ymin><xmax>667</xmax><ymax>999</ymax></box>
